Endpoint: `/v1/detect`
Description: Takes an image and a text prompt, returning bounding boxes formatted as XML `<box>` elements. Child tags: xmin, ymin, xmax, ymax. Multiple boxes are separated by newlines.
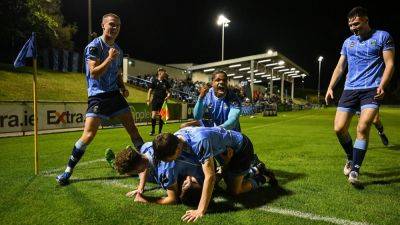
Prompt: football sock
<box><xmin>158</xmin><ymin>118</ymin><xmax>163</xmax><ymax>133</ymax></box>
<box><xmin>375</xmin><ymin>124</ymin><xmax>384</xmax><ymax>134</ymax></box>
<box><xmin>352</xmin><ymin>139</ymin><xmax>367</xmax><ymax>173</ymax></box>
<box><xmin>248</xmin><ymin>166</ymin><xmax>259</xmax><ymax>178</ymax></box>
<box><xmin>65</xmin><ymin>140</ymin><xmax>88</xmax><ymax>173</ymax></box>
<box><xmin>151</xmin><ymin>118</ymin><xmax>156</xmax><ymax>133</ymax></box>
<box><xmin>337</xmin><ymin>133</ymin><xmax>353</xmax><ymax>161</ymax></box>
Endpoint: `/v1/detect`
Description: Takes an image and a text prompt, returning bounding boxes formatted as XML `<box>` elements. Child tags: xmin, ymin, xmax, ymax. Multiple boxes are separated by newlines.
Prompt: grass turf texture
<box><xmin>0</xmin><ymin>108</ymin><xmax>399</xmax><ymax>225</ymax></box>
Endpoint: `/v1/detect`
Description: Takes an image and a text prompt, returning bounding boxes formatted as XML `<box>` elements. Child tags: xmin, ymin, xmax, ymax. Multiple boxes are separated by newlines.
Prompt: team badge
<box><xmin>160</xmin><ymin>174</ymin><xmax>169</xmax><ymax>186</ymax></box>
<box><xmin>349</xmin><ymin>41</ymin><xmax>355</xmax><ymax>48</ymax></box>
<box><xmin>93</xmin><ymin>105</ymin><xmax>99</xmax><ymax>113</ymax></box>
<box><xmin>370</xmin><ymin>39</ymin><xmax>377</xmax><ymax>46</ymax></box>
<box><xmin>88</xmin><ymin>46</ymin><xmax>99</xmax><ymax>57</ymax></box>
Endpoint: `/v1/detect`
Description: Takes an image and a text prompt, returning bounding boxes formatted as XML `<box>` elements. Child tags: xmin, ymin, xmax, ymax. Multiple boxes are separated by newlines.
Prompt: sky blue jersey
<box><xmin>341</xmin><ymin>30</ymin><xmax>394</xmax><ymax>90</ymax></box>
<box><xmin>84</xmin><ymin>37</ymin><xmax>123</xmax><ymax>97</ymax></box>
<box><xmin>174</xmin><ymin>126</ymin><xmax>244</xmax><ymax>164</ymax></box>
<box><xmin>140</xmin><ymin>142</ymin><xmax>204</xmax><ymax>189</ymax></box>
<box><xmin>194</xmin><ymin>88</ymin><xmax>242</xmax><ymax>131</ymax></box>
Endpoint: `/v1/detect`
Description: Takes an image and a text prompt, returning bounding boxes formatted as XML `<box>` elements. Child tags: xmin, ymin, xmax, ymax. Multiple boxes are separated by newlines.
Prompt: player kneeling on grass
<box><xmin>152</xmin><ymin>126</ymin><xmax>277</xmax><ymax>222</ymax></box>
<box><xmin>112</xmin><ymin>143</ymin><xmax>205</xmax><ymax>205</ymax></box>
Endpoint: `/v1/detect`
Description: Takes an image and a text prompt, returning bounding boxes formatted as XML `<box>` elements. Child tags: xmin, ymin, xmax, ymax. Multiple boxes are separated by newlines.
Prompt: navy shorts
<box><xmin>337</xmin><ymin>88</ymin><xmax>380</xmax><ymax>114</ymax></box>
<box><xmin>224</xmin><ymin>135</ymin><xmax>253</xmax><ymax>177</ymax></box>
<box><xmin>86</xmin><ymin>91</ymin><xmax>130</xmax><ymax>119</ymax></box>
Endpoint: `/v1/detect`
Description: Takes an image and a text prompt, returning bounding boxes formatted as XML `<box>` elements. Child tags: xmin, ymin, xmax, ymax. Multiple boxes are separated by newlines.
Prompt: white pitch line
<box><xmin>213</xmin><ymin>196</ymin><xmax>371</xmax><ymax>225</ymax></box>
<box><xmin>246</xmin><ymin>113</ymin><xmax>316</xmax><ymax>131</ymax></box>
<box><xmin>257</xmin><ymin>206</ymin><xmax>372</xmax><ymax>225</ymax></box>
<box><xmin>41</xmin><ymin>158</ymin><xmax>105</xmax><ymax>175</ymax></box>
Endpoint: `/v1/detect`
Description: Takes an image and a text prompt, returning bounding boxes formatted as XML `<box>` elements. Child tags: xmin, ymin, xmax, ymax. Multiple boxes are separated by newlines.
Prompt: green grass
<box><xmin>0</xmin><ymin>63</ymin><xmax>151</xmax><ymax>103</ymax></box>
<box><xmin>0</xmin><ymin>108</ymin><xmax>399</xmax><ymax>224</ymax></box>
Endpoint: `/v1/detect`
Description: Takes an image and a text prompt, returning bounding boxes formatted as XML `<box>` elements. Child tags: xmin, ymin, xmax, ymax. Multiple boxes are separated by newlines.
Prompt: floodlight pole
<box><xmin>270</xmin><ymin>68</ymin><xmax>274</xmax><ymax>96</ymax></box>
<box><xmin>221</xmin><ymin>24</ymin><xmax>225</xmax><ymax>61</ymax></box>
<box><xmin>88</xmin><ymin>0</ymin><xmax>92</xmax><ymax>42</ymax></box>
<box><xmin>317</xmin><ymin>56</ymin><xmax>323</xmax><ymax>104</ymax></box>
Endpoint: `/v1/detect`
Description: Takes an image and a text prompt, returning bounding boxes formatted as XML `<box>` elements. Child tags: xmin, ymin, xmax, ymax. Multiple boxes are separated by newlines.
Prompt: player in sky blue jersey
<box><xmin>111</xmin><ymin>144</ymin><xmax>204</xmax><ymax>205</ymax></box>
<box><xmin>325</xmin><ymin>7</ymin><xmax>395</xmax><ymax>184</ymax></box>
<box><xmin>152</xmin><ymin>126</ymin><xmax>276</xmax><ymax>222</ymax></box>
<box><xmin>190</xmin><ymin>70</ymin><xmax>242</xmax><ymax>132</ymax></box>
<box><xmin>56</xmin><ymin>13</ymin><xmax>144</xmax><ymax>185</ymax></box>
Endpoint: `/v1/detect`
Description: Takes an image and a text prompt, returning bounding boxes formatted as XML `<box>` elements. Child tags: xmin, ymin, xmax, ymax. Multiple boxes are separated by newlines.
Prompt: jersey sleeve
<box><xmin>196</xmin><ymin>139</ymin><xmax>214</xmax><ymax>164</ymax></box>
<box><xmin>149</xmin><ymin>79</ymin><xmax>156</xmax><ymax>89</ymax></box>
<box><xmin>85</xmin><ymin>42</ymin><xmax>100</xmax><ymax>61</ymax></box>
<box><xmin>166</xmin><ymin>80</ymin><xmax>171</xmax><ymax>89</ymax></box>
<box><xmin>381</xmin><ymin>32</ymin><xmax>395</xmax><ymax>51</ymax></box>
<box><xmin>340</xmin><ymin>39</ymin><xmax>348</xmax><ymax>56</ymax></box>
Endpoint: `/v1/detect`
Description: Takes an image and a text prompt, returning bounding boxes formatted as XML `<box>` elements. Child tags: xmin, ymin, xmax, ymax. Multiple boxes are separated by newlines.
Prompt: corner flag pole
<box><xmin>33</xmin><ymin>58</ymin><xmax>39</xmax><ymax>175</ymax></box>
<box><xmin>13</xmin><ymin>32</ymin><xmax>39</xmax><ymax>175</ymax></box>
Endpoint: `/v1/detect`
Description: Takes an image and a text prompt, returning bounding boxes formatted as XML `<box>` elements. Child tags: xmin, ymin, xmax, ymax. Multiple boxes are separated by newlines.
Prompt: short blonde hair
<box><xmin>102</xmin><ymin>13</ymin><xmax>120</xmax><ymax>23</ymax></box>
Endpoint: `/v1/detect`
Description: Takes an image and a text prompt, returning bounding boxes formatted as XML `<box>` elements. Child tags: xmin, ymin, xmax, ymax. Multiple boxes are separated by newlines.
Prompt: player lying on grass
<box><xmin>110</xmin><ymin>144</ymin><xmax>204</xmax><ymax>205</ymax></box>
<box><xmin>107</xmin><ymin>142</ymin><xmax>275</xmax><ymax>206</ymax></box>
<box><xmin>152</xmin><ymin>126</ymin><xmax>277</xmax><ymax>222</ymax></box>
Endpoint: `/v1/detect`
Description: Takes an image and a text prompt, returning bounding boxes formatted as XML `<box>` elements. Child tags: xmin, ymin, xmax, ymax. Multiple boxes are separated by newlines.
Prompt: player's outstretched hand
<box><xmin>325</xmin><ymin>88</ymin><xmax>334</xmax><ymax>105</ymax></box>
<box><xmin>374</xmin><ymin>87</ymin><xmax>385</xmax><ymax>100</ymax></box>
<box><xmin>126</xmin><ymin>189</ymin><xmax>138</xmax><ymax>198</ymax></box>
<box><xmin>181</xmin><ymin>209</ymin><xmax>204</xmax><ymax>223</ymax></box>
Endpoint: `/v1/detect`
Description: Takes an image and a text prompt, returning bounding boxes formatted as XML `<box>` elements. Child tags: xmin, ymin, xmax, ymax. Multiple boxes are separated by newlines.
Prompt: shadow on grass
<box><xmin>368</xmin><ymin>144</ymin><xmax>400</xmax><ymax>151</ymax></box>
<box><xmin>352</xmin><ymin>167</ymin><xmax>400</xmax><ymax>189</ymax></box>
<box><xmin>387</xmin><ymin>144</ymin><xmax>400</xmax><ymax>151</ymax></box>
<box><xmin>207</xmin><ymin>169</ymin><xmax>306</xmax><ymax>214</ymax></box>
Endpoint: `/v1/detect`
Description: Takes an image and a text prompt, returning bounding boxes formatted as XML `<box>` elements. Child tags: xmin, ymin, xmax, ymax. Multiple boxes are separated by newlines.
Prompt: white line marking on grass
<box><xmin>246</xmin><ymin>113</ymin><xmax>316</xmax><ymax>131</ymax></box>
<box><xmin>257</xmin><ymin>206</ymin><xmax>371</xmax><ymax>225</ymax></box>
<box><xmin>213</xmin><ymin>197</ymin><xmax>371</xmax><ymax>225</ymax></box>
<box><xmin>41</xmin><ymin>158</ymin><xmax>105</xmax><ymax>175</ymax></box>
<box><xmin>94</xmin><ymin>179</ymin><xmax>132</xmax><ymax>189</ymax></box>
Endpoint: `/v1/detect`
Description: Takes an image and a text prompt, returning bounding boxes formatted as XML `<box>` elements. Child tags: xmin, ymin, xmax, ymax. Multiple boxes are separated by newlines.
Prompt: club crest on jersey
<box><xmin>349</xmin><ymin>41</ymin><xmax>355</xmax><ymax>48</ymax></box>
<box><xmin>370</xmin><ymin>39</ymin><xmax>377</xmax><ymax>46</ymax></box>
<box><xmin>160</xmin><ymin>174</ymin><xmax>169</xmax><ymax>186</ymax></box>
<box><xmin>223</xmin><ymin>103</ymin><xmax>228</xmax><ymax>110</ymax></box>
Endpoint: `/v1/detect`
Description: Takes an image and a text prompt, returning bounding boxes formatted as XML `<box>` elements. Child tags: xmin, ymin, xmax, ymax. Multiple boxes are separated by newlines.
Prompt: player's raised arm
<box><xmin>88</xmin><ymin>47</ymin><xmax>119</xmax><ymax>79</ymax></box>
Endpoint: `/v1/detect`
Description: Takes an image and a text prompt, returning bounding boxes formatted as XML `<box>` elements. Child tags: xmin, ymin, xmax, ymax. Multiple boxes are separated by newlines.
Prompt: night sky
<box><xmin>61</xmin><ymin>0</ymin><xmax>399</xmax><ymax>90</ymax></box>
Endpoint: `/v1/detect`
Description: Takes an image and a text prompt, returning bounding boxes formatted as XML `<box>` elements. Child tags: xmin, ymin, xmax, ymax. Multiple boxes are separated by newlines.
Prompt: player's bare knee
<box><xmin>82</xmin><ymin>132</ymin><xmax>96</xmax><ymax>142</ymax></box>
<box><xmin>357</xmin><ymin>123</ymin><xmax>370</xmax><ymax>135</ymax></box>
<box><xmin>334</xmin><ymin>125</ymin><xmax>347</xmax><ymax>135</ymax></box>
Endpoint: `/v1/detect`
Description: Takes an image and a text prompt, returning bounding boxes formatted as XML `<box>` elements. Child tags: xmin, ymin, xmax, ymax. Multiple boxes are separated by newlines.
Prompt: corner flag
<box><xmin>13</xmin><ymin>32</ymin><xmax>40</xmax><ymax>175</ymax></box>
<box><xmin>160</xmin><ymin>101</ymin><xmax>169</xmax><ymax>122</ymax></box>
<box><xmin>14</xmin><ymin>32</ymin><xmax>37</xmax><ymax>68</ymax></box>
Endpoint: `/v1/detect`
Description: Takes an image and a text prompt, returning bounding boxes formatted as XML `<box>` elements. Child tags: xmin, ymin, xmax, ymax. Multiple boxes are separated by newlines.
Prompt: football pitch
<box><xmin>0</xmin><ymin>108</ymin><xmax>399</xmax><ymax>225</ymax></box>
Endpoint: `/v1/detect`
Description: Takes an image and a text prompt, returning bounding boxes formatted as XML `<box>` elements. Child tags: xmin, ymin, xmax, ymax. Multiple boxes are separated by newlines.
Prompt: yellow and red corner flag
<box><xmin>160</xmin><ymin>101</ymin><xmax>169</xmax><ymax>122</ymax></box>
